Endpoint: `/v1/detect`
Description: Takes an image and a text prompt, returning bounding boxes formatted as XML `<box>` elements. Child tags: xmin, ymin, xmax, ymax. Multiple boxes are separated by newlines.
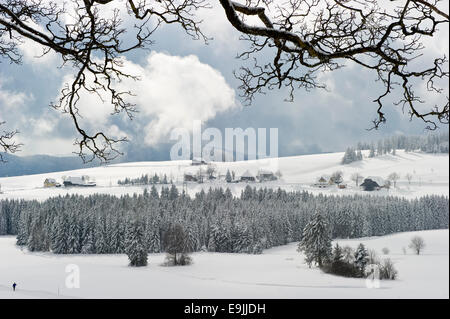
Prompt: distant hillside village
<box><xmin>36</xmin><ymin>132</ymin><xmax>447</xmax><ymax>193</ymax></box>
<box><xmin>115</xmin><ymin>158</ymin><xmax>398</xmax><ymax>193</ymax></box>
<box><xmin>43</xmin><ymin>176</ymin><xmax>96</xmax><ymax>188</ymax></box>
<box><xmin>313</xmin><ymin>172</ymin><xmax>394</xmax><ymax>192</ymax></box>
<box><xmin>117</xmin><ymin>159</ymin><xmax>282</xmax><ymax>187</ymax></box>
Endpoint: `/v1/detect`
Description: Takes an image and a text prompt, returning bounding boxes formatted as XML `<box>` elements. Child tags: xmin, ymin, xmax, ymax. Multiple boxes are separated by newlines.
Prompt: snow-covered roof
<box><xmin>65</xmin><ymin>176</ymin><xmax>83</xmax><ymax>183</ymax></box>
<box><xmin>192</xmin><ymin>157</ymin><xmax>206</xmax><ymax>163</ymax></box>
<box><xmin>366</xmin><ymin>176</ymin><xmax>385</xmax><ymax>186</ymax></box>
<box><xmin>241</xmin><ymin>170</ymin><xmax>254</xmax><ymax>178</ymax></box>
<box><xmin>184</xmin><ymin>172</ymin><xmax>196</xmax><ymax>177</ymax></box>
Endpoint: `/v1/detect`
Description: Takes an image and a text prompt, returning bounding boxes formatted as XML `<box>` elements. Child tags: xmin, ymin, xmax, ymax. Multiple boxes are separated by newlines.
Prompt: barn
<box><xmin>191</xmin><ymin>158</ymin><xmax>207</xmax><ymax>166</ymax></box>
<box><xmin>63</xmin><ymin>176</ymin><xmax>96</xmax><ymax>187</ymax></box>
<box><xmin>44</xmin><ymin>178</ymin><xmax>61</xmax><ymax>188</ymax></box>
<box><xmin>184</xmin><ymin>173</ymin><xmax>198</xmax><ymax>182</ymax></box>
<box><xmin>257</xmin><ymin>170</ymin><xmax>277</xmax><ymax>182</ymax></box>
<box><xmin>360</xmin><ymin>178</ymin><xmax>380</xmax><ymax>191</ymax></box>
<box><xmin>240</xmin><ymin>170</ymin><xmax>255</xmax><ymax>182</ymax></box>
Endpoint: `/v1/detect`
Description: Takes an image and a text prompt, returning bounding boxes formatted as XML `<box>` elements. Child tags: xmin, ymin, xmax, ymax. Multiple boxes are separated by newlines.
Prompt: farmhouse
<box><xmin>314</xmin><ymin>176</ymin><xmax>329</xmax><ymax>188</ymax></box>
<box><xmin>184</xmin><ymin>173</ymin><xmax>198</xmax><ymax>182</ymax></box>
<box><xmin>191</xmin><ymin>157</ymin><xmax>207</xmax><ymax>166</ymax></box>
<box><xmin>257</xmin><ymin>170</ymin><xmax>277</xmax><ymax>182</ymax></box>
<box><xmin>360</xmin><ymin>178</ymin><xmax>380</xmax><ymax>191</ymax></box>
<box><xmin>240</xmin><ymin>170</ymin><xmax>255</xmax><ymax>182</ymax></box>
<box><xmin>63</xmin><ymin>176</ymin><xmax>96</xmax><ymax>187</ymax></box>
<box><xmin>44</xmin><ymin>178</ymin><xmax>61</xmax><ymax>188</ymax></box>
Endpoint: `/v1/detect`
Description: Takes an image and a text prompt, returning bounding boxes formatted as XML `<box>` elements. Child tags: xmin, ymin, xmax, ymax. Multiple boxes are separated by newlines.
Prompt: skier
<box><xmin>12</xmin><ymin>282</ymin><xmax>17</xmax><ymax>291</ymax></box>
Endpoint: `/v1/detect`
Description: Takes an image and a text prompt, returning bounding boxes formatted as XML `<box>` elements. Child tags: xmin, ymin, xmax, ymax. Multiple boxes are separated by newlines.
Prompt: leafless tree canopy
<box><xmin>409</xmin><ymin>235</ymin><xmax>425</xmax><ymax>254</ymax></box>
<box><xmin>1</xmin><ymin>0</ymin><xmax>448</xmax><ymax>162</ymax></box>
<box><xmin>0</xmin><ymin>121</ymin><xmax>21</xmax><ymax>162</ymax></box>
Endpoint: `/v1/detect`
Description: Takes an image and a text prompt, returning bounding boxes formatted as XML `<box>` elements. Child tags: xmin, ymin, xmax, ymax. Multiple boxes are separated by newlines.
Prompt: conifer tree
<box><xmin>125</xmin><ymin>220</ymin><xmax>148</xmax><ymax>267</ymax></box>
<box><xmin>150</xmin><ymin>185</ymin><xmax>159</xmax><ymax>199</ymax></box>
<box><xmin>226</xmin><ymin>170</ymin><xmax>232</xmax><ymax>183</ymax></box>
<box><xmin>297</xmin><ymin>212</ymin><xmax>332</xmax><ymax>268</ymax></box>
<box><xmin>354</xmin><ymin>243</ymin><xmax>369</xmax><ymax>276</ymax></box>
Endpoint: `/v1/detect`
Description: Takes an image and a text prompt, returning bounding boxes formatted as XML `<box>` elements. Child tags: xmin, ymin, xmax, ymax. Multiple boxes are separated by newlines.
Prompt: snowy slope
<box><xmin>0</xmin><ymin>229</ymin><xmax>447</xmax><ymax>299</ymax></box>
<box><xmin>0</xmin><ymin>150</ymin><xmax>448</xmax><ymax>200</ymax></box>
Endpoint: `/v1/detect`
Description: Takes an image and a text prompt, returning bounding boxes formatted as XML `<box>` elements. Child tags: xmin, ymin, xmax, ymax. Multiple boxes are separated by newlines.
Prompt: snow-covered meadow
<box><xmin>0</xmin><ymin>150</ymin><xmax>447</xmax><ymax>299</ymax></box>
<box><xmin>0</xmin><ymin>150</ymin><xmax>448</xmax><ymax>201</ymax></box>
<box><xmin>0</xmin><ymin>229</ymin><xmax>447</xmax><ymax>299</ymax></box>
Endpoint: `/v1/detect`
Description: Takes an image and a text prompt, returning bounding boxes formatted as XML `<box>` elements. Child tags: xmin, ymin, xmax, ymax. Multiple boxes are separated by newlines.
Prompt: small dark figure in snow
<box><xmin>12</xmin><ymin>282</ymin><xmax>17</xmax><ymax>291</ymax></box>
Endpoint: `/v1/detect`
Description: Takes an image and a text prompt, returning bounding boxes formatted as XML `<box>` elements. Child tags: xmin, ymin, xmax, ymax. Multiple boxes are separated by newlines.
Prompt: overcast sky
<box><xmin>0</xmin><ymin>1</ymin><xmax>448</xmax><ymax>160</ymax></box>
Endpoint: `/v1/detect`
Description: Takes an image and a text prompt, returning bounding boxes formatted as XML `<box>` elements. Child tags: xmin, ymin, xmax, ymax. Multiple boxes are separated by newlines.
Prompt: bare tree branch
<box><xmin>0</xmin><ymin>0</ymin><xmax>448</xmax><ymax>162</ymax></box>
<box><xmin>1</xmin><ymin>0</ymin><xmax>209</xmax><ymax>162</ymax></box>
<box><xmin>219</xmin><ymin>0</ymin><xmax>449</xmax><ymax>129</ymax></box>
<box><xmin>0</xmin><ymin>121</ymin><xmax>22</xmax><ymax>162</ymax></box>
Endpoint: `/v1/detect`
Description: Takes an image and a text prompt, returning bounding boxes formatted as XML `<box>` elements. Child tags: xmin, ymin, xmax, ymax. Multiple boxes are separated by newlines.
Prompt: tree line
<box><xmin>342</xmin><ymin>132</ymin><xmax>449</xmax><ymax>164</ymax></box>
<box><xmin>0</xmin><ymin>186</ymin><xmax>447</xmax><ymax>256</ymax></box>
<box><xmin>117</xmin><ymin>173</ymin><xmax>171</xmax><ymax>186</ymax></box>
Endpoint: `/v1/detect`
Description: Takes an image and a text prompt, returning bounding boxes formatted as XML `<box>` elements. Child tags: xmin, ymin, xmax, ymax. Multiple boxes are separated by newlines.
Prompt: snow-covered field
<box><xmin>0</xmin><ymin>229</ymin><xmax>447</xmax><ymax>299</ymax></box>
<box><xmin>1</xmin><ymin>151</ymin><xmax>447</xmax><ymax>298</ymax></box>
<box><xmin>0</xmin><ymin>150</ymin><xmax>448</xmax><ymax>200</ymax></box>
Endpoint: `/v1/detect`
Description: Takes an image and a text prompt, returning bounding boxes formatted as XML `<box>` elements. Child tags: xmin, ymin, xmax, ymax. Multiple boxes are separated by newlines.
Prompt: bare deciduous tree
<box><xmin>388</xmin><ymin>172</ymin><xmax>400</xmax><ymax>187</ymax></box>
<box><xmin>330</xmin><ymin>170</ymin><xmax>343</xmax><ymax>184</ymax></box>
<box><xmin>206</xmin><ymin>164</ymin><xmax>217</xmax><ymax>179</ymax></box>
<box><xmin>409</xmin><ymin>235</ymin><xmax>426</xmax><ymax>254</ymax></box>
<box><xmin>1</xmin><ymin>0</ymin><xmax>448</xmax><ymax>162</ymax></box>
<box><xmin>351</xmin><ymin>172</ymin><xmax>364</xmax><ymax>186</ymax></box>
<box><xmin>405</xmin><ymin>173</ymin><xmax>413</xmax><ymax>184</ymax></box>
<box><xmin>164</xmin><ymin>223</ymin><xmax>193</xmax><ymax>265</ymax></box>
<box><xmin>0</xmin><ymin>121</ymin><xmax>22</xmax><ymax>162</ymax></box>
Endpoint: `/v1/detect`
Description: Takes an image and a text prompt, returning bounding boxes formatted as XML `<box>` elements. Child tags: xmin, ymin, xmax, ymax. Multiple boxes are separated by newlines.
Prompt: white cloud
<box><xmin>16</xmin><ymin>135</ymin><xmax>76</xmax><ymax>156</ymax></box>
<box><xmin>0</xmin><ymin>79</ymin><xmax>33</xmax><ymax>111</ymax></box>
<box><xmin>53</xmin><ymin>51</ymin><xmax>238</xmax><ymax>146</ymax></box>
<box><xmin>130</xmin><ymin>52</ymin><xmax>238</xmax><ymax>144</ymax></box>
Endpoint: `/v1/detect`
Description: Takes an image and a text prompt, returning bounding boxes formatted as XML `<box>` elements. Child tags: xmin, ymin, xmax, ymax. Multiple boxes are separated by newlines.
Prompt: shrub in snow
<box><xmin>382</xmin><ymin>247</ymin><xmax>390</xmax><ymax>255</ymax></box>
<box><xmin>409</xmin><ymin>236</ymin><xmax>426</xmax><ymax>255</ymax></box>
<box><xmin>379</xmin><ymin>258</ymin><xmax>398</xmax><ymax>280</ymax></box>
<box><xmin>322</xmin><ymin>243</ymin><xmax>360</xmax><ymax>277</ymax></box>
<box><xmin>342</xmin><ymin>246</ymin><xmax>355</xmax><ymax>263</ymax></box>
<box><xmin>165</xmin><ymin>253</ymin><xmax>192</xmax><ymax>266</ymax></box>
<box><xmin>368</xmin><ymin>249</ymin><xmax>379</xmax><ymax>265</ymax></box>
<box><xmin>322</xmin><ymin>260</ymin><xmax>360</xmax><ymax>278</ymax></box>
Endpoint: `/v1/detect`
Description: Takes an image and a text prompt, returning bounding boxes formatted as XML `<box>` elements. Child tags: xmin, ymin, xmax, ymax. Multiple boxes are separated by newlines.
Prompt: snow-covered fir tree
<box><xmin>0</xmin><ymin>187</ymin><xmax>447</xmax><ymax>257</ymax></box>
<box><xmin>354</xmin><ymin>243</ymin><xmax>369</xmax><ymax>275</ymax></box>
<box><xmin>125</xmin><ymin>219</ymin><xmax>148</xmax><ymax>267</ymax></box>
<box><xmin>297</xmin><ymin>212</ymin><xmax>332</xmax><ymax>267</ymax></box>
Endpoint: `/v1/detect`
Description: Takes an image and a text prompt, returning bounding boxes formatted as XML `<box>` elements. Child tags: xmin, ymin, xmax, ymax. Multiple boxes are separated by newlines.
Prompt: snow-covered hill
<box><xmin>0</xmin><ymin>229</ymin><xmax>447</xmax><ymax>298</ymax></box>
<box><xmin>0</xmin><ymin>150</ymin><xmax>448</xmax><ymax>200</ymax></box>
